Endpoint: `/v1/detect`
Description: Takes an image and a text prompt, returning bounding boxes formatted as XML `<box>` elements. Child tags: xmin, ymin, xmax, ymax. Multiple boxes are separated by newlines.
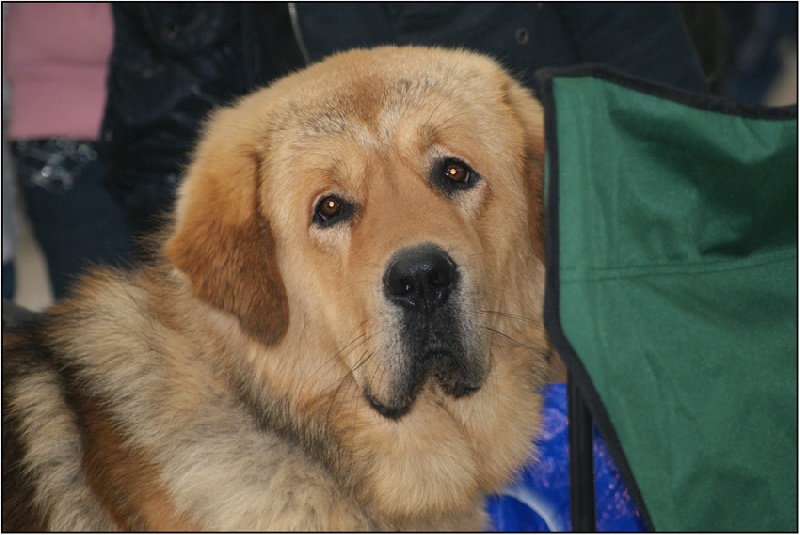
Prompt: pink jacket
<box><xmin>4</xmin><ymin>3</ymin><xmax>112</xmax><ymax>141</ymax></box>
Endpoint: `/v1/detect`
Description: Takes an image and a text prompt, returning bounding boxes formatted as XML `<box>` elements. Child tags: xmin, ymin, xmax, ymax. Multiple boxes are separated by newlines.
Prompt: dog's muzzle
<box><xmin>368</xmin><ymin>243</ymin><xmax>485</xmax><ymax>420</ymax></box>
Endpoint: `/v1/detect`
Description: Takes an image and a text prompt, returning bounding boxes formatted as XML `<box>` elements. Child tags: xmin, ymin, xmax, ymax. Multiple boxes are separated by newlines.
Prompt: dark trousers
<box><xmin>15</xmin><ymin>140</ymin><xmax>133</xmax><ymax>300</ymax></box>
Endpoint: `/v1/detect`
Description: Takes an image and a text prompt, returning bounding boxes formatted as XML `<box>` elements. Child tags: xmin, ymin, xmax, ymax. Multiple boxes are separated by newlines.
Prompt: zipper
<box><xmin>288</xmin><ymin>2</ymin><xmax>311</xmax><ymax>66</ymax></box>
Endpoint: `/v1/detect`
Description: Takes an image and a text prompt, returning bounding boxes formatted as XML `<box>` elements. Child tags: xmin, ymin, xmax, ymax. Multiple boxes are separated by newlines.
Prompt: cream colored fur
<box><xmin>3</xmin><ymin>47</ymin><xmax>549</xmax><ymax>531</ymax></box>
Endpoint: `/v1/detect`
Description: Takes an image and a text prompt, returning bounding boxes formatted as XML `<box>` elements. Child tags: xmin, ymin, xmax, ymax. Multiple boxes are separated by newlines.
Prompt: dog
<box><xmin>3</xmin><ymin>46</ymin><xmax>550</xmax><ymax>531</ymax></box>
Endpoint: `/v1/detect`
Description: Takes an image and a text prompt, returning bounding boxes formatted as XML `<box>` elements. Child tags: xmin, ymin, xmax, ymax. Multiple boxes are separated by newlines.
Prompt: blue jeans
<box><xmin>15</xmin><ymin>139</ymin><xmax>133</xmax><ymax>300</ymax></box>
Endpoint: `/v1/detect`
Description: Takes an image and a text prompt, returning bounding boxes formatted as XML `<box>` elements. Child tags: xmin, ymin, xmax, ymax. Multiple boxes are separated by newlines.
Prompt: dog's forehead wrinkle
<box><xmin>274</xmin><ymin>88</ymin><xmax>487</xmax><ymax>164</ymax></box>
<box><xmin>292</xmin><ymin>77</ymin><xmax>473</xmax><ymax>151</ymax></box>
<box><xmin>301</xmin><ymin>107</ymin><xmax>355</xmax><ymax>136</ymax></box>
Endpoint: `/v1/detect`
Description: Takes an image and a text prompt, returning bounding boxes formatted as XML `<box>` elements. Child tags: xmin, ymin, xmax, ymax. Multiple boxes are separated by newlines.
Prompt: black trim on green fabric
<box><xmin>535</xmin><ymin>63</ymin><xmax>797</xmax><ymax>533</ymax></box>
<box><xmin>537</xmin><ymin>68</ymin><xmax>618</xmax><ymax>532</ymax></box>
<box><xmin>568</xmin><ymin>375</ymin><xmax>597</xmax><ymax>531</ymax></box>
<box><xmin>534</xmin><ymin>63</ymin><xmax>797</xmax><ymax>120</ymax></box>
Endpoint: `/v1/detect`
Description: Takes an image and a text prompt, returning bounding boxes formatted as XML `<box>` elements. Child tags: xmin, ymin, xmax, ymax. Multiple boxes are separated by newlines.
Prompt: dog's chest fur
<box><xmin>3</xmin><ymin>269</ymin><xmax>487</xmax><ymax>531</ymax></box>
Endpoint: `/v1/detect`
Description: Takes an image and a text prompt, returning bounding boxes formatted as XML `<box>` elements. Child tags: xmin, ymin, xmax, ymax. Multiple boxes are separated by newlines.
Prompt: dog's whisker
<box><xmin>478</xmin><ymin>309</ymin><xmax>542</xmax><ymax>325</ymax></box>
<box><xmin>318</xmin><ymin>321</ymin><xmax>371</xmax><ymax>366</ymax></box>
<box><xmin>307</xmin><ymin>336</ymin><xmax>372</xmax><ymax>394</ymax></box>
<box><xmin>312</xmin><ymin>326</ymin><xmax>385</xmax><ymax>416</ymax></box>
<box><xmin>294</xmin><ymin>328</ymin><xmax>374</xmax><ymax>402</ymax></box>
<box><xmin>350</xmin><ymin>341</ymin><xmax>379</xmax><ymax>374</ymax></box>
<box><xmin>326</xmin><ymin>363</ymin><xmax>361</xmax><ymax>423</ymax></box>
<box><xmin>481</xmin><ymin>324</ymin><xmax>545</xmax><ymax>354</ymax></box>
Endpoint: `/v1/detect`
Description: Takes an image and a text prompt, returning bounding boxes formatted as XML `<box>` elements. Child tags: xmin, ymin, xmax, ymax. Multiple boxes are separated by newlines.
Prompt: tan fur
<box><xmin>3</xmin><ymin>47</ymin><xmax>549</xmax><ymax>531</ymax></box>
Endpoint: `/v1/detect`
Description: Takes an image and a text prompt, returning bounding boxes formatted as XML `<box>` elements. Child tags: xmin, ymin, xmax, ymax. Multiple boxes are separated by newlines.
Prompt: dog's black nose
<box><xmin>384</xmin><ymin>244</ymin><xmax>458</xmax><ymax>313</ymax></box>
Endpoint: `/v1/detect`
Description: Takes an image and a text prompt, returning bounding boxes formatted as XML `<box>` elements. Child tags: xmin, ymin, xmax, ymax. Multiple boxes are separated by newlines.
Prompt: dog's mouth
<box><xmin>364</xmin><ymin>337</ymin><xmax>485</xmax><ymax>421</ymax></box>
<box><xmin>365</xmin><ymin>392</ymin><xmax>414</xmax><ymax>420</ymax></box>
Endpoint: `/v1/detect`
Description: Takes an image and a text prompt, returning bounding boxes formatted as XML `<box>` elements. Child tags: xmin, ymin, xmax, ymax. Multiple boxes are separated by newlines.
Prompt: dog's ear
<box><xmin>164</xmin><ymin>103</ymin><xmax>289</xmax><ymax>346</ymax></box>
<box><xmin>505</xmin><ymin>81</ymin><xmax>547</xmax><ymax>261</ymax></box>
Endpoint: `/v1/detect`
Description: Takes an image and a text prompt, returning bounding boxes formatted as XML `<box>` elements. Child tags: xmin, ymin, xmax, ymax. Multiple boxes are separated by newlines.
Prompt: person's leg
<box><xmin>16</xmin><ymin>139</ymin><xmax>133</xmax><ymax>300</ymax></box>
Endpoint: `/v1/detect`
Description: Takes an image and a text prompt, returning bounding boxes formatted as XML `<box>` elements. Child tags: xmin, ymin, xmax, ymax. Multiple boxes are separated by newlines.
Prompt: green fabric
<box><xmin>547</xmin><ymin>74</ymin><xmax>797</xmax><ymax>531</ymax></box>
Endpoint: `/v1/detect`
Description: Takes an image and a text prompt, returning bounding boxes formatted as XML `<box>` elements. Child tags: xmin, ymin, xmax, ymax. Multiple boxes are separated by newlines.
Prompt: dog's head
<box><xmin>166</xmin><ymin>46</ymin><xmax>548</xmax><ymax>521</ymax></box>
<box><xmin>166</xmin><ymin>46</ymin><xmax>546</xmax><ymax>422</ymax></box>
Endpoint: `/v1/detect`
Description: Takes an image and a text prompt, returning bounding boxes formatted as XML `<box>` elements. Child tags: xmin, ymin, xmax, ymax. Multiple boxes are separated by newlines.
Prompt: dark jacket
<box><xmin>101</xmin><ymin>2</ymin><xmax>708</xmax><ymax>237</ymax></box>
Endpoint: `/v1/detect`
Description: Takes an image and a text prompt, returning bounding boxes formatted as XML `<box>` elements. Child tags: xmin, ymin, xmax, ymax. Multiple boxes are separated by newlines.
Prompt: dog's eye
<box><xmin>313</xmin><ymin>194</ymin><xmax>353</xmax><ymax>226</ymax></box>
<box><xmin>433</xmin><ymin>158</ymin><xmax>481</xmax><ymax>195</ymax></box>
<box><xmin>318</xmin><ymin>196</ymin><xmax>341</xmax><ymax>219</ymax></box>
<box><xmin>445</xmin><ymin>161</ymin><xmax>469</xmax><ymax>183</ymax></box>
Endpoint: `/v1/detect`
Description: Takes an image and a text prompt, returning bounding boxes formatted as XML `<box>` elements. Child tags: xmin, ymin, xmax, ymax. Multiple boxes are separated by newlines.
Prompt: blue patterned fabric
<box><xmin>486</xmin><ymin>384</ymin><xmax>645</xmax><ymax>532</ymax></box>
